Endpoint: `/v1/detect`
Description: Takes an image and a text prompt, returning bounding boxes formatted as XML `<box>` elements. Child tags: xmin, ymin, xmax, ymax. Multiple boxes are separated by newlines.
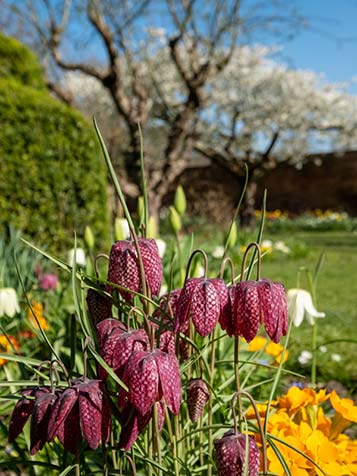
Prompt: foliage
<box><xmin>0</xmin><ymin>74</ymin><xmax>109</xmax><ymax>251</ymax></box>
<box><xmin>0</xmin><ymin>32</ymin><xmax>46</xmax><ymax>89</ymax></box>
<box><xmin>1</xmin><ymin>127</ymin><xmax>356</xmax><ymax>476</ymax></box>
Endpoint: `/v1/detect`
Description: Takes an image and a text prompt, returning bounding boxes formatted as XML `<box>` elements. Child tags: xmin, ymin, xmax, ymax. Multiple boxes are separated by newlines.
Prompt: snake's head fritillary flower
<box><xmin>30</xmin><ymin>392</ymin><xmax>58</xmax><ymax>455</ymax></box>
<box><xmin>107</xmin><ymin>238</ymin><xmax>163</xmax><ymax>301</ymax></box>
<box><xmin>98</xmin><ymin>323</ymin><xmax>148</xmax><ymax>380</ymax></box>
<box><xmin>86</xmin><ymin>287</ymin><xmax>112</xmax><ymax>325</ymax></box>
<box><xmin>174</xmin><ymin>278</ymin><xmax>228</xmax><ymax>337</ymax></box>
<box><xmin>0</xmin><ymin>288</ymin><xmax>20</xmax><ymax>318</ymax></box>
<box><xmin>8</xmin><ymin>387</ymin><xmax>49</xmax><ymax>443</ymax></box>
<box><xmin>287</xmin><ymin>288</ymin><xmax>325</xmax><ymax>327</ymax></box>
<box><xmin>122</xmin><ymin>349</ymin><xmax>181</xmax><ymax>416</ymax></box>
<box><xmin>187</xmin><ymin>378</ymin><xmax>210</xmax><ymax>422</ymax></box>
<box><xmin>214</xmin><ymin>430</ymin><xmax>260</xmax><ymax>476</ymax></box>
<box><xmin>233</xmin><ymin>279</ymin><xmax>288</xmax><ymax>343</ymax></box>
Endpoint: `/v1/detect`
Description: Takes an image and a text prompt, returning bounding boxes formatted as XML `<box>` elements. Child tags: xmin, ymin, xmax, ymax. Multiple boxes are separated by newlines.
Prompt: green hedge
<box><xmin>0</xmin><ymin>77</ymin><xmax>110</xmax><ymax>251</ymax></box>
<box><xmin>0</xmin><ymin>33</ymin><xmax>46</xmax><ymax>89</ymax></box>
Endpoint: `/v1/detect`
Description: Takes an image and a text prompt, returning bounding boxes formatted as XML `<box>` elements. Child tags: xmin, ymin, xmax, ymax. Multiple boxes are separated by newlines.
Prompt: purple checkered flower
<box><xmin>107</xmin><ymin>238</ymin><xmax>163</xmax><ymax>301</ymax></box>
<box><xmin>174</xmin><ymin>278</ymin><xmax>228</xmax><ymax>337</ymax></box>
<box><xmin>186</xmin><ymin>379</ymin><xmax>210</xmax><ymax>422</ymax></box>
<box><xmin>121</xmin><ymin>349</ymin><xmax>182</xmax><ymax>416</ymax></box>
<box><xmin>214</xmin><ymin>430</ymin><xmax>260</xmax><ymax>476</ymax></box>
<box><xmin>232</xmin><ymin>279</ymin><xmax>288</xmax><ymax>343</ymax></box>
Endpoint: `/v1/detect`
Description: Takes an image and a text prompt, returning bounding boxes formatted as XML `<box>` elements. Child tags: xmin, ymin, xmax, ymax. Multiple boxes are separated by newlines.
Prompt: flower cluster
<box><xmin>247</xmin><ymin>386</ymin><xmax>357</xmax><ymax>475</ymax></box>
<box><xmin>8</xmin><ymin>237</ymin><xmax>289</xmax><ymax>471</ymax></box>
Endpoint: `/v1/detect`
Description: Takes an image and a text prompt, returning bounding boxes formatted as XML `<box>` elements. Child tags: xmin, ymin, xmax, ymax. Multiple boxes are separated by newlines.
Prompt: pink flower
<box><xmin>38</xmin><ymin>273</ymin><xmax>58</xmax><ymax>291</ymax></box>
<box><xmin>231</xmin><ymin>279</ymin><xmax>288</xmax><ymax>343</ymax></box>
<box><xmin>107</xmin><ymin>239</ymin><xmax>163</xmax><ymax>301</ymax></box>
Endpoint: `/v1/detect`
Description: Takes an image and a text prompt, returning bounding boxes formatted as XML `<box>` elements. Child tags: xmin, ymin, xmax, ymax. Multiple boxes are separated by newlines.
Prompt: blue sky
<box><xmin>277</xmin><ymin>0</ymin><xmax>357</xmax><ymax>93</ymax></box>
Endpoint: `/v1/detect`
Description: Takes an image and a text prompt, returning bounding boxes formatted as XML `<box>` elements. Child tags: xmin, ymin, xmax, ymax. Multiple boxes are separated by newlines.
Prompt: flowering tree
<box><xmin>0</xmin><ymin>0</ymin><xmax>305</xmax><ymax>219</ymax></box>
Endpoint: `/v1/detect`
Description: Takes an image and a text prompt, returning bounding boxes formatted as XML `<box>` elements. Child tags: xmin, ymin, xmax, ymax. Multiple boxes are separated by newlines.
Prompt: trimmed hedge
<box><xmin>0</xmin><ymin>33</ymin><xmax>46</xmax><ymax>90</ymax></box>
<box><xmin>0</xmin><ymin>76</ymin><xmax>110</xmax><ymax>251</ymax></box>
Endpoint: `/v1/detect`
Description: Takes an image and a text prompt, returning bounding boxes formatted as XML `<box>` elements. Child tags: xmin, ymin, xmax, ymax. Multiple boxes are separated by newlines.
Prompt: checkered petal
<box><xmin>139</xmin><ymin>239</ymin><xmax>163</xmax><ymax>298</ymax></box>
<box><xmin>112</xmin><ymin>329</ymin><xmax>149</xmax><ymax>372</ymax></box>
<box><xmin>258</xmin><ymin>279</ymin><xmax>288</xmax><ymax>343</ymax></box>
<box><xmin>76</xmin><ymin>380</ymin><xmax>103</xmax><ymax>450</ymax></box>
<box><xmin>155</xmin><ymin>350</ymin><xmax>182</xmax><ymax>414</ymax></box>
<box><xmin>233</xmin><ymin>281</ymin><xmax>261</xmax><ymax>342</ymax></box>
<box><xmin>191</xmin><ymin>280</ymin><xmax>221</xmax><ymax>337</ymax></box>
<box><xmin>107</xmin><ymin>239</ymin><xmax>162</xmax><ymax>302</ymax></box>
<box><xmin>30</xmin><ymin>392</ymin><xmax>57</xmax><ymax>455</ymax></box>
<box><xmin>56</xmin><ymin>401</ymin><xmax>82</xmax><ymax>454</ymax></box>
<box><xmin>86</xmin><ymin>287</ymin><xmax>112</xmax><ymax>325</ymax></box>
<box><xmin>214</xmin><ymin>430</ymin><xmax>259</xmax><ymax>476</ymax></box>
<box><xmin>8</xmin><ymin>388</ymin><xmax>49</xmax><ymax>443</ymax></box>
<box><xmin>187</xmin><ymin>379</ymin><xmax>210</xmax><ymax>422</ymax></box>
<box><xmin>96</xmin><ymin>318</ymin><xmax>126</xmax><ymax>349</ymax></box>
<box><xmin>174</xmin><ymin>278</ymin><xmax>201</xmax><ymax>333</ymax></box>
<box><xmin>47</xmin><ymin>387</ymin><xmax>78</xmax><ymax>442</ymax></box>
<box><xmin>126</xmin><ymin>351</ymin><xmax>159</xmax><ymax>415</ymax></box>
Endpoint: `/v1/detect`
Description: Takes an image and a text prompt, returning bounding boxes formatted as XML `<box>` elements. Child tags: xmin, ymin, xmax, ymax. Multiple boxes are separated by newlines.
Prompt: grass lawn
<box><xmin>190</xmin><ymin>224</ymin><xmax>357</xmax><ymax>390</ymax></box>
<box><xmin>264</xmin><ymin>230</ymin><xmax>357</xmax><ymax>389</ymax></box>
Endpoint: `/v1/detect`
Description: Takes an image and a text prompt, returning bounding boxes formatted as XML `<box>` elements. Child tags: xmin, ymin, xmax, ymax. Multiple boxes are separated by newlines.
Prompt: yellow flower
<box><xmin>278</xmin><ymin>387</ymin><xmax>329</xmax><ymax>417</ymax></box>
<box><xmin>265</xmin><ymin>341</ymin><xmax>289</xmax><ymax>364</ymax></box>
<box><xmin>247</xmin><ymin>335</ymin><xmax>267</xmax><ymax>352</ymax></box>
<box><xmin>27</xmin><ymin>301</ymin><xmax>49</xmax><ymax>331</ymax></box>
<box><xmin>0</xmin><ymin>335</ymin><xmax>20</xmax><ymax>366</ymax></box>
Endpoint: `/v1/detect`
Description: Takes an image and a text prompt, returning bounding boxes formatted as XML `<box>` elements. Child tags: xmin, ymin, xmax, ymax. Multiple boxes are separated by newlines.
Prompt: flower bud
<box><xmin>84</xmin><ymin>225</ymin><xmax>95</xmax><ymax>250</ymax></box>
<box><xmin>169</xmin><ymin>206</ymin><xmax>181</xmax><ymax>234</ymax></box>
<box><xmin>137</xmin><ymin>196</ymin><xmax>144</xmax><ymax>222</ymax></box>
<box><xmin>174</xmin><ymin>185</ymin><xmax>187</xmax><ymax>216</ymax></box>
<box><xmin>147</xmin><ymin>216</ymin><xmax>158</xmax><ymax>238</ymax></box>
<box><xmin>114</xmin><ymin>217</ymin><xmax>130</xmax><ymax>241</ymax></box>
<box><xmin>225</xmin><ymin>221</ymin><xmax>238</xmax><ymax>249</ymax></box>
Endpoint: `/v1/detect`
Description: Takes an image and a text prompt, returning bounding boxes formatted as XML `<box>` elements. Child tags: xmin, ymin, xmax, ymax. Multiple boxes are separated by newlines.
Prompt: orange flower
<box><xmin>27</xmin><ymin>301</ymin><xmax>49</xmax><ymax>331</ymax></box>
<box><xmin>329</xmin><ymin>391</ymin><xmax>357</xmax><ymax>440</ymax></box>
<box><xmin>0</xmin><ymin>335</ymin><xmax>20</xmax><ymax>366</ymax></box>
<box><xmin>265</xmin><ymin>341</ymin><xmax>289</xmax><ymax>364</ymax></box>
<box><xmin>278</xmin><ymin>387</ymin><xmax>329</xmax><ymax>416</ymax></box>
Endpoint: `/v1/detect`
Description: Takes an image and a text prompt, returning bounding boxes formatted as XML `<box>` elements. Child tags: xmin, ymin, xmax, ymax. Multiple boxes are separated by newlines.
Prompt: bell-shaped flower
<box><xmin>232</xmin><ymin>279</ymin><xmax>288</xmax><ymax>343</ymax></box>
<box><xmin>287</xmin><ymin>288</ymin><xmax>325</xmax><ymax>327</ymax></box>
<box><xmin>214</xmin><ymin>430</ymin><xmax>260</xmax><ymax>476</ymax></box>
<box><xmin>174</xmin><ymin>278</ymin><xmax>228</xmax><ymax>337</ymax></box>
<box><xmin>187</xmin><ymin>378</ymin><xmax>210</xmax><ymax>422</ymax></box>
<box><xmin>107</xmin><ymin>238</ymin><xmax>163</xmax><ymax>301</ymax></box>
<box><xmin>122</xmin><ymin>349</ymin><xmax>182</xmax><ymax>416</ymax></box>
<box><xmin>0</xmin><ymin>288</ymin><xmax>20</xmax><ymax>317</ymax></box>
<box><xmin>86</xmin><ymin>287</ymin><xmax>112</xmax><ymax>325</ymax></box>
<box><xmin>68</xmin><ymin>248</ymin><xmax>86</xmax><ymax>267</ymax></box>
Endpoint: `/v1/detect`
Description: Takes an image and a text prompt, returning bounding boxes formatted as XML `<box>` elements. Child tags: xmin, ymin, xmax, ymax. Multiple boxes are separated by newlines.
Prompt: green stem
<box><xmin>207</xmin><ymin>329</ymin><xmax>216</xmax><ymax>476</ymax></box>
<box><xmin>234</xmin><ymin>337</ymin><xmax>243</xmax><ymax>430</ymax></box>
<box><xmin>153</xmin><ymin>403</ymin><xmax>162</xmax><ymax>476</ymax></box>
<box><xmin>311</xmin><ymin>322</ymin><xmax>318</xmax><ymax>389</ymax></box>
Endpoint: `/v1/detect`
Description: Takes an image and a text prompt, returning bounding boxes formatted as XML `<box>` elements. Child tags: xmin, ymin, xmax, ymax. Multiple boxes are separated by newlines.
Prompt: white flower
<box><xmin>156</xmin><ymin>238</ymin><xmax>166</xmax><ymax>258</ymax></box>
<box><xmin>274</xmin><ymin>241</ymin><xmax>291</xmax><ymax>254</ymax></box>
<box><xmin>298</xmin><ymin>350</ymin><xmax>313</xmax><ymax>365</ymax></box>
<box><xmin>211</xmin><ymin>246</ymin><xmax>225</xmax><ymax>259</ymax></box>
<box><xmin>331</xmin><ymin>353</ymin><xmax>342</xmax><ymax>362</ymax></box>
<box><xmin>261</xmin><ymin>239</ymin><xmax>273</xmax><ymax>248</ymax></box>
<box><xmin>68</xmin><ymin>248</ymin><xmax>86</xmax><ymax>267</ymax></box>
<box><xmin>319</xmin><ymin>345</ymin><xmax>327</xmax><ymax>353</ymax></box>
<box><xmin>160</xmin><ymin>284</ymin><xmax>168</xmax><ymax>297</ymax></box>
<box><xmin>287</xmin><ymin>289</ymin><xmax>325</xmax><ymax>327</ymax></box>
<box><xmin>0</xmin><ymin>288</ymin><xmax>20</xmax><ymax>317</ymax></box>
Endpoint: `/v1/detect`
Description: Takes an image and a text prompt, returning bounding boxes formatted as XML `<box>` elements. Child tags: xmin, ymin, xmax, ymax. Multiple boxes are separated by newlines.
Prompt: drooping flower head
<box><xmin>226</xmin><ymin>243</ymin><xmax>288</xmax><ymax>343</ymax></box>
<box><xmin>86</xmin><ymin>287</ymin><xmax>112</xmax><ymax>325</ymax></box>
<box><xmin>174</xmin><ymin>277</ymin><xmax>228</xmax><ymax>337</ymax></box>
<box><xmin>120</xmin><ymin>349</ymin><xmax>182</xmax><ymax>416</ymax></box>
<box><xmin>107</xmin><ymin>238</ymin><xmax>163</xmax><ymax>301</ymax></box>
<box><xmin>214</xmin><ymin>429</ymin><xmax>260</xmax><ymax>476</ymax></box>
<box><xmin>0</xmin><ymin>288</ymin><xmax>20</xmax><ymax>317</ymax></box>
<box><xmin>186</xmin><ymin>378</ymin><xmax>210</xmax><ymax>422</ymax></box>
